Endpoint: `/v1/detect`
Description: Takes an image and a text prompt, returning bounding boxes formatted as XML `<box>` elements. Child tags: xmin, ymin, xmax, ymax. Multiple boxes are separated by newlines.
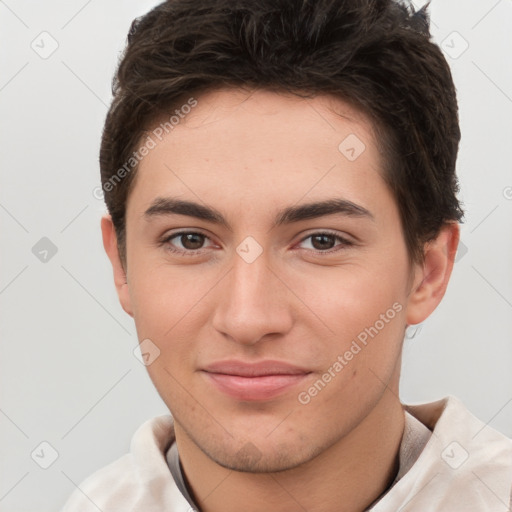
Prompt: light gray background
<box><xmin>1</xmin><ymin>1</ymin><xmax>511</xmax><ymax>511</ymax></box>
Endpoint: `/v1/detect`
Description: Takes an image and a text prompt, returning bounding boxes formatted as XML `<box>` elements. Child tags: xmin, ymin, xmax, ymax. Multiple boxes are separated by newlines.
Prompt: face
<box><xmin>113</xmin><ymin>88</ymin><xmax>424</xmax><ymax>472</ymax></box>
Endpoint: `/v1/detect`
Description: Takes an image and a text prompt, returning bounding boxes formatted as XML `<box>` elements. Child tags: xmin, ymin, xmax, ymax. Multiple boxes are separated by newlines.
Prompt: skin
<box><xmin>102</xmin><ymin>88</ymin><xmax>459</xmax><ymax>512</ymax></box>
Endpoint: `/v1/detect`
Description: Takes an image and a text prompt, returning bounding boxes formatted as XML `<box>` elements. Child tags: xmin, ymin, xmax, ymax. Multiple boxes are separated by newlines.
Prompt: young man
<box><xmin>62</xmin><ymin>0</ymin><xmax>512</xmax><ymax>510</ymax></box>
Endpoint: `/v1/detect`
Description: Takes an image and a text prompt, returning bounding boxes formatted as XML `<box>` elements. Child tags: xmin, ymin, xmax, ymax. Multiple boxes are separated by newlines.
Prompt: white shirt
<box><xmin>61</xmin><ymin>395</ymin><xmax>512</xmax><ymax>511</ymax></box>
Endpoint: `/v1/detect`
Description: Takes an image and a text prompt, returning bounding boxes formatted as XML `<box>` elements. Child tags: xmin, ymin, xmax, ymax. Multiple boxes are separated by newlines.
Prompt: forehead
<box><xmin>148</xmin><ymin>87</ymin><xmax>377</xmax><ymax>152</ymax></box>
<box><xmin>127</xmin><ymin>88</ymin><xmax>393</xmax><ymax>223</ymax></box>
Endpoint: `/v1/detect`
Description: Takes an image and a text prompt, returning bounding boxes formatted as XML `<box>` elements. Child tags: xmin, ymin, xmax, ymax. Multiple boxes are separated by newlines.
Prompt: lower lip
<box><xmin>203</xmin><ymin>372</ymin><xmax>309</xmax><ymax>401</ymax></box>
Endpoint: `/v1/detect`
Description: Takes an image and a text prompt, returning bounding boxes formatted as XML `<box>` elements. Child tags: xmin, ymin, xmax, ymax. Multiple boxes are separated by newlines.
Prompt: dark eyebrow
<box><xmin>144</xmin><ymin>197</ymin><xmax>228</xmax><ymax>226</ymax></box>
<box><xmin>143</xmin><ymin>197</ymin><xmax>374</xmax><ymax>228</ymax></box>
<box><xmin>275</xmin><ymin>198</ymin><xmax>374</xmax><ymax>225</ymax></box>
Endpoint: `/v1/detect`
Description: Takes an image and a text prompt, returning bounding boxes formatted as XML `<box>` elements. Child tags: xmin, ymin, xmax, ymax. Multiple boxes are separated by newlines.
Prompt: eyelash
<box><xmin>159</xmin><ymin>230</ymin><xmax>354</xmax><ymax>256</ymax></box>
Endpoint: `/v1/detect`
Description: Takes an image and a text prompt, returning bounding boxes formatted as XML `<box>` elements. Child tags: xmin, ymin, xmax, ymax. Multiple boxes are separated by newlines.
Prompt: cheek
<box><xmin>127</xmin><ymin>256</ymin><xmax>211</xmax><ymax>336</ymax></box>
<box><xmin>289</xmin><ymin>259</ymin><xmax>409</xmax><ymax>382</ymax></box>
<box><xmin>300</xmin><ymin>261</ymin><xmax>406</xmax><ymax>330</ymax></box>
<box><xmin>127</xmin><ymin>265</ymin><xmax>217</xmax><ymax>394</ymax></box>
<box><xmin>293</xmin><ymin>270</ymin><xmax>407</xmax><ymax>412</ymax></box>
<box><xmin>129</xmin><ymin>277</ymin><xmax>170</xmax><ymax>338</ymax></box>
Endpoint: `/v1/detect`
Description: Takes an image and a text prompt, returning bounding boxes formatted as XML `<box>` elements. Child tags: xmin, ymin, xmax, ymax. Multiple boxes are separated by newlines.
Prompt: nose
<box><xmin>211</xmin><ymin>252</ymin><xmax>294</xmax><ymax>346</ymax></box>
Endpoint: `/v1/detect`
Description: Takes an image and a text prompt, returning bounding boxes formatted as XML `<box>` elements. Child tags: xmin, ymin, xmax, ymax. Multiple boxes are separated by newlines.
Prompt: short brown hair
<box><xmin>100</xmin><ymin>0</ymin><xmax>464</xmax><ymax>267</ymax></box>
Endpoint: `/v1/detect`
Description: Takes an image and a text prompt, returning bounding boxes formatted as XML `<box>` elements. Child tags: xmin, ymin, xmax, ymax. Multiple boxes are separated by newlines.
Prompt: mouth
<box><xmin>201</xmin><ymin>360</ymin><xmax>312</xmax><ymax>401</ymax></box>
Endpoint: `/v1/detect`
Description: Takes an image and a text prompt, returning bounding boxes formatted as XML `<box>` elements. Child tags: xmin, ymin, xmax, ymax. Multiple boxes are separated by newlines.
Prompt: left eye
<box><xmin>299</xmin><ymin>233</ymin><xmax>352</xmax><ymax>251</ymax></box>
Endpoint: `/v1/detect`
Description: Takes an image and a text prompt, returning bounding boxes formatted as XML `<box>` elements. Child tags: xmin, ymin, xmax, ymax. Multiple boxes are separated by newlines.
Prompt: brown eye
<box><xmin>310</xmin><ymin>234</ymin><xmax>336</xmax><ymax>250</ymax></box>
<box><xmin>298</xmin><ymin>232</ymin><xmax>353</xmax><ymax>253</ymax></box>
<box><xmin>179</xmin><ymin>233</ymin><xmax>206</xmax><ymax>250</ymax></box>
<box><xmin>161</xmin><ymin>231</ymin><xmax>214</xmax><ymax>254</ymax></box>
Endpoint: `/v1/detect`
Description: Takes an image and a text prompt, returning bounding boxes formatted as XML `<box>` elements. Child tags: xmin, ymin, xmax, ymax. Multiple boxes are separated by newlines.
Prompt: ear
<box><xmin>101</xmin><ymin>214</ymin><xmax>133</xmax><ymax>317</ymax></box>
<box><xmin>405</xmin><ymin>222</ymin><xmax>460</xmax><ymax>326</ymax></box>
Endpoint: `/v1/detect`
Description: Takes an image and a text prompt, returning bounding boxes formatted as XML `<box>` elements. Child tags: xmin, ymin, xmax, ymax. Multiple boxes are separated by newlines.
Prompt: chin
<box><xmin>206</xmin><ymin>440</ymin><xmax>319</xmax><ymax>474</ymax></box>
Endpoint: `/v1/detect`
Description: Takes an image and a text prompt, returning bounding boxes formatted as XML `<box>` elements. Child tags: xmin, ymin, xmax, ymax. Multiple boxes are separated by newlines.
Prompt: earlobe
<box><xmin>100</xmin><ymin>215</ymin><xmax>134</xmax><ymax>317</ymax></box>
<box><xmin>405</xmin><ymin>222</ymin><xmax>460</xmax><ymax>326</ymax></box>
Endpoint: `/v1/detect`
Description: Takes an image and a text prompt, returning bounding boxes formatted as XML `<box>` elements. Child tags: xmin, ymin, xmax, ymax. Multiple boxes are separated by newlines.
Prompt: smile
<box><xmin>201</xmin><ymin>360</ymin><xmax>312</xmax><ymax>401</ymax></box>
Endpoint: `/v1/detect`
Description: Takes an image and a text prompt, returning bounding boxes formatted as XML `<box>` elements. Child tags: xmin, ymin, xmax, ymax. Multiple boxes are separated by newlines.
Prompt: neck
<box><xmin>175</xmin><ymin>388</ymin><xmax>405</xmax><ymax>512</ymax></box>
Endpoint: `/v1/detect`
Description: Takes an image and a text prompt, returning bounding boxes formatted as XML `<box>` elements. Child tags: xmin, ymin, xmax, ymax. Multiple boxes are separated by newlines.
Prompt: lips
<box><xmin>201</xmin><ymin>360</ymin><xmax>311</xmax><ymax>401</ymax></box>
